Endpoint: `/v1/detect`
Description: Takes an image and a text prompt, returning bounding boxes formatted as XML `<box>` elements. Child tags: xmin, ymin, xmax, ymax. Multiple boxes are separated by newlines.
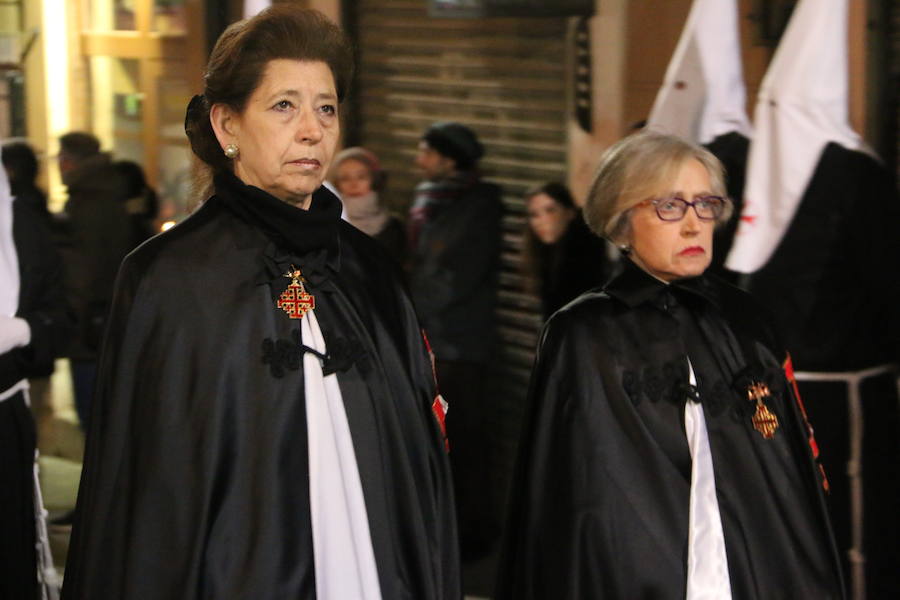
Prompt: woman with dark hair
<box><xmin>522</xmin><ymin>182</ymin><xmax>611</xmax><ymax>320</ymax></box>
<box><xmin>63</xmin><ymin>7</ymin><xmax>459</xmax><ymax>600</ymax></box>
<box><xmin>497</xmin><ymin>131</ymin><xmax>843</xmax><ymax>599</ymax></box>
<box><xmin>113</xmin><ymin>159</ymin><xmax>159</xmax><ymax>246</ymax></box>
<box><xmin>1</xmin><ymin>139</ymin><xmax>48</xmax><ymax>217</ymax></box>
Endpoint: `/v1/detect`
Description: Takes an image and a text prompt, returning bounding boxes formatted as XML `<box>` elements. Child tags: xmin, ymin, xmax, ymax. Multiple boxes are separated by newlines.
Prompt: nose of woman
<box><xmin>680</xmin><ymin>205</ymin><xmax>701</xmax><ymax>236</ymax></box>
<box><xmin>295</xmin><ymin>107</ymin><xmax>324</xmax><ymax>144</ymax></box>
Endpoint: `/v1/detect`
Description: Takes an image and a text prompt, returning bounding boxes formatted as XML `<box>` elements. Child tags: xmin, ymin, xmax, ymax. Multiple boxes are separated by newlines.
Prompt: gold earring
<box><xmin>224</xmin><ymin>143</ymin><xmax>239</xmax><ymax>159</ymax></box>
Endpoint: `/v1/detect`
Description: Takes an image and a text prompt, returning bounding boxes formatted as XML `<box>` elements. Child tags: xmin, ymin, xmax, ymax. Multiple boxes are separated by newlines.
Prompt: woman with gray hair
<box><xmin>497</xmin><ymin>131</ymin><xmax>844</xmax><ymax>599</ymax></box>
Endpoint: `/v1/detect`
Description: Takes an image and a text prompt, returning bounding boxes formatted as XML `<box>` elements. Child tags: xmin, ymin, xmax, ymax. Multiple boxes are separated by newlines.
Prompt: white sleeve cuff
<box><xmin>6</xmin><ymin>316</ymin><xmax>31</xmax><ymax>349</ymax></box>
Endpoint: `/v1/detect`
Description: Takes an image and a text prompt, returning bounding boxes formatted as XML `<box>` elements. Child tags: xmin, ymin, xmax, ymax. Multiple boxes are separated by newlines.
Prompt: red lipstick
<box><xmin>679</xmin><ymin>246</ymin><xmax>705</xmax><ymax>256</ymax></box>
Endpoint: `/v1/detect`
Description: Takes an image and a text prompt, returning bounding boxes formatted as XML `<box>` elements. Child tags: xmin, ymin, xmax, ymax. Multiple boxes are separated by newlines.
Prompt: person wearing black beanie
<box><xmin>408</xmin><ymin>121</ymin><xmax>504</xmax><ymax>563</ymax></box>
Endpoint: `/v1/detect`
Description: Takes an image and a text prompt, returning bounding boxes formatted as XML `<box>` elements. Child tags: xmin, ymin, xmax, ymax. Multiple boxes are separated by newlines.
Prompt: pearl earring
<box><xmin>224</xmin><ymin>143</ymin><xmax>239</xmax><ymax>159</ymax></box>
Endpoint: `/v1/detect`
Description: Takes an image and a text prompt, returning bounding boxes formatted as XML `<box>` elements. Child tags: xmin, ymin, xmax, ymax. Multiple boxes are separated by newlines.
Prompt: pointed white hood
<box><xmin>725</xmin><ymin>0</ymin><xmax>867</xmax><ymax>273</ymax></box>
<box><xmin>646</xmin><ymin>0</ymin><xmax>751</xmax><ymax>144</ymax></box>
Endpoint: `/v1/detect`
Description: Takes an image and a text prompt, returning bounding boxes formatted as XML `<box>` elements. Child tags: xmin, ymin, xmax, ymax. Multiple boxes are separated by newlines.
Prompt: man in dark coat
<box><xmin>407</xmin><ymin>122</ymin><xmax>503</xmax><ymax>560</ymax></box>
<box><xmin>56</xmin><ymin>132</ymin><xmax>132</xmax><ymax>431</ymax></box>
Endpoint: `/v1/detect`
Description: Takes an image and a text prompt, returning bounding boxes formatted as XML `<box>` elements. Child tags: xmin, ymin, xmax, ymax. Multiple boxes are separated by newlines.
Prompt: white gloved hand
<box><xmin>0</xmin><ymin>316</ymin><xmax>31</xmax><ymax>355</ymax></box>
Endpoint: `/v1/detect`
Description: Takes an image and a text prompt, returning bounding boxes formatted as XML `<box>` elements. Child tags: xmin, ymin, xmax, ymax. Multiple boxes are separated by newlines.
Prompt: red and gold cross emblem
<box><xmin>747</xmin><ymin>381</ymin><xmax>779</xmax><ymax>439</ymax></box>
<box><xmin>276</xmin><ymin>267</ymin><xmax>315</xmax><ymax>320</ymax></box>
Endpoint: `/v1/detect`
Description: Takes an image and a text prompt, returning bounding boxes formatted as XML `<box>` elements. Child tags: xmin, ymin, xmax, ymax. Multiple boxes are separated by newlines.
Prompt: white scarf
<box><xmin>344</xmin><ymin>192</ymin><xmax>390</xmax><ymax>238</ymax></box>
<box><xmin>0</xmin><ymin>147</ymin><xmax>18</xmax><ymax>319</ymax></box>
<box><xmin>684</xmin><ymin>358</ymin><xmax>732</xmax><ymax>599</ymax></box>
<box><xmin>302</xmin><ymin>309</ymin><xmax>382</xmax><ymax>600</ymax></box>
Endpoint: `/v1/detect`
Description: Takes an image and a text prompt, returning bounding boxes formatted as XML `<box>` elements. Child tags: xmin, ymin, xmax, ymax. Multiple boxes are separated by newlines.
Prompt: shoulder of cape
<box><xmin>708</xmin><ymin>275</ymin><xmax>783</xmax><ymax>355</ymax></box>
<box><xmin>540</xmin><ymin>289</ymin><xmax>615</xmax><ymax>345</ymax></box>
<box><xmin>121</xmin><ymin>198</ymin><xmax>252</xmax><ymax>278</ymax></box>
<box><xmin>338</xmin><ymin>219</ymin><xmax>407</xmax><ymax>286</ymax></box>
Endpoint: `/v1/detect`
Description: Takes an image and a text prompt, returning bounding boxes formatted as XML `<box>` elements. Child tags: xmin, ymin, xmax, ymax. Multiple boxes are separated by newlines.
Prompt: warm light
<box><xmin>161</xmin><ymin>221</ymin><xmax>176</xmax><ymax>232</ymax></box>
<box><xmin>43</xmin><ymin>0</ymin><xmax>71</xmax><ymax>210</ymax></box>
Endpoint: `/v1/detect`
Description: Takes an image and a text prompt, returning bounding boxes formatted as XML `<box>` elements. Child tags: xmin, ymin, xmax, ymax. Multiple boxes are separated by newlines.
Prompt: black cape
<box><xmin>62</xmin><ymin>177</ymin><xmax>460</xmax><ymax>599</ymax></box>
<box><xmin>496</xmin><ymin>260</ymin><xmax>843</xmax><ymax>599</ymax></box>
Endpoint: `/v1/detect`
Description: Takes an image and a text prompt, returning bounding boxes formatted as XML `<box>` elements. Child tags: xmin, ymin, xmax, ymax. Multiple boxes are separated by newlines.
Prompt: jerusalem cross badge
<box><xmin>276</xmin><ymin>266</ymin><xmax>315</xmax><ymax>320</ymax></box>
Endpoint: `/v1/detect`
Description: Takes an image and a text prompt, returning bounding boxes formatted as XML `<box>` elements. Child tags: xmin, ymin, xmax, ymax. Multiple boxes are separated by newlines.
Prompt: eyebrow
<box><xmin>264</xmin><ymin>89</ymin><xmax>338</xmax><ymax>103</ymax></box>
<box><xmin>666</xmin><ymin>190</ymin><xmax>715</xmax><ymax>197</ymax></box>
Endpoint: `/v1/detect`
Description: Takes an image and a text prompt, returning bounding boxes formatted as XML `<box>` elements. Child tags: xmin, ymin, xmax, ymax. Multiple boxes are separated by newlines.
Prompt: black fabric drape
<box><xmin>62</xmin><ymin>181</ymin><xmax>460</xmax><ymax>599</ymax></box>
<box><xmin>0</xmin><ymin>392</ymin><xmax>38</xmax><ymax>600</ymax></box>
<box><xmin>739</xmin><ymin>143</ymin><xmax>900</xmax><ymax>596</ymax></box>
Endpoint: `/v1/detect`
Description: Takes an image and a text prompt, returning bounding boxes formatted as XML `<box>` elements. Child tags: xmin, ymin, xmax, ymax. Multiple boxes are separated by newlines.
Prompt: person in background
<box><xmin>522</xmin><ymin>182</ymin><xmax>612</xmax><ymax>321</ymax></box>
<box><xmin>113</xmin><ymin>159</ymin><xmax>159</xmax><ymax>248</ymax></box>
<box><xmin>2</xmin><ymin>139</ymin><xmax>57</xmax><ymax>428</ymax></box>
<box><xmin>408</xmin><ymin>121</ymin><xmax>503</xmax><ymax>561</ymax></box>
<box><xmin>55</xmin><ymin>131</ymin><xmax>131</xmax><ymax>433</ymax></box>
<box><xmin>62</xmin><ymin>7</ymin><xmax>459</xmax><ymax>599</ymax></box>
<box><xmin>497</xmin><ymin>131</ymin><xmax>843</xmax><ymax>599</ymax></box>
<box><xmin>739</xmin><ymin>143</ymin><xmax>900</xmax><ymax>598</ymax></box>
<box><xmin>1</xmin><ymin>139</ymin><xmax>48</xmax><ymax>218</ymax></box>
<box><xmin>0</xmin><ymin>147</ymin><xmax>73</xmax><ymax>600</ymax></box>
<box><xmin>330</xmin><ymin>146</ymin><xmax>405</xmax><ymax>263</ymax></box>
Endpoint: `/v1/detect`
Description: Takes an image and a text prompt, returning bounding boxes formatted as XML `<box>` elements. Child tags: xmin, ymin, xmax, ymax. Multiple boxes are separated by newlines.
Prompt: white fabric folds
<box><xmin>302</xmin><ymin>309</ymin><xmax>382</xmax><ymax>600</ymax></box>
<box><xmin>242</xmin><ymin>0</ymin><xmax>270</xmax><ymax>18</ymax></box>
<box><xmin>684</xmin><ymin>359</ymin><xmax>732</xmax><ymax>599</ymax></box>
<box><xmin>0</xmin><ymin>146</ymin><xmax>26</xmax><ymax>400</ymax></box>
<box><xmin>0</xmin><ymin>146</ymin><xmax>20</xmax><ymax>320</ymax></box>
<box><xmin>646</xmin><ymin>0</ymin><xmax>751</xmax><ymax>144</ymax></box>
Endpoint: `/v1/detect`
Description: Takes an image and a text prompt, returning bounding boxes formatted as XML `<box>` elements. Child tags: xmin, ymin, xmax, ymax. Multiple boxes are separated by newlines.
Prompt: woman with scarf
<box><xmin>496</xmin><ymin>131</ymin><xmax>844</xmax><ymax>599</ymax></box>
<box><xmin>0</xmin><ymin>148</ymin><xmax>72</xmax><ymax>598</ymax></box>
<box><xmin>330</xmin><ymin>146</ymin><xmax>405</xmax><ymax>263</ymax></box>
<box><xmin>62</xmin><ymin>7</ymin><xmax>459</xmax><ymax>600</ymax></box>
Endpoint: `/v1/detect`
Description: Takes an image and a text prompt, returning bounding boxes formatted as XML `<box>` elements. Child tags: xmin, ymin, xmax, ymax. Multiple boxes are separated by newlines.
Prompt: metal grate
<box><xmin>351</xmin><ymin>0</ymin><xmax>570</xmax><ymax>525</ymax></box>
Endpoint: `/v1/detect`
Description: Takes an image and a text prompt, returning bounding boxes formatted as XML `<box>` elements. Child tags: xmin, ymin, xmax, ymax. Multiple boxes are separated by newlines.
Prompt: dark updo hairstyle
<box><xmin>185</xmin><ymin>5</ymin><xmax>354</xmax><ymax>198</ymax></box>
<box><xmin>1</xmin><ymin>140</ymin><xmax>40</xmax><ymax>187</ymax></box>
<box><xmin>520</xmin><ymin>182</ymin><xmax>578</xmax><ymax>293</ymax></box>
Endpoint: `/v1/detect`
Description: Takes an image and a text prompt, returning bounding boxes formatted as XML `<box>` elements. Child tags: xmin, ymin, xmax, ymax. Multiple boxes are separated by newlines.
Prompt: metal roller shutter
<box><xmin>351</xmin><ymin>0</ymin><xmax>570</xmax><ymax>527</ymax></box>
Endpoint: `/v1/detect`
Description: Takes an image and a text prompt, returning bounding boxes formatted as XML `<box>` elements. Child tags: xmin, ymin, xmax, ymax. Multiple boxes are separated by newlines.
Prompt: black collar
<box><xmin>213</xmin><ymin>170</ymin><xmax>342</xmax><ymax>285</ymax></box>
<box><xmin>604</xmin><ymin>258</ymin><xmax>721</xmax><ymax>311</ymax></box>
